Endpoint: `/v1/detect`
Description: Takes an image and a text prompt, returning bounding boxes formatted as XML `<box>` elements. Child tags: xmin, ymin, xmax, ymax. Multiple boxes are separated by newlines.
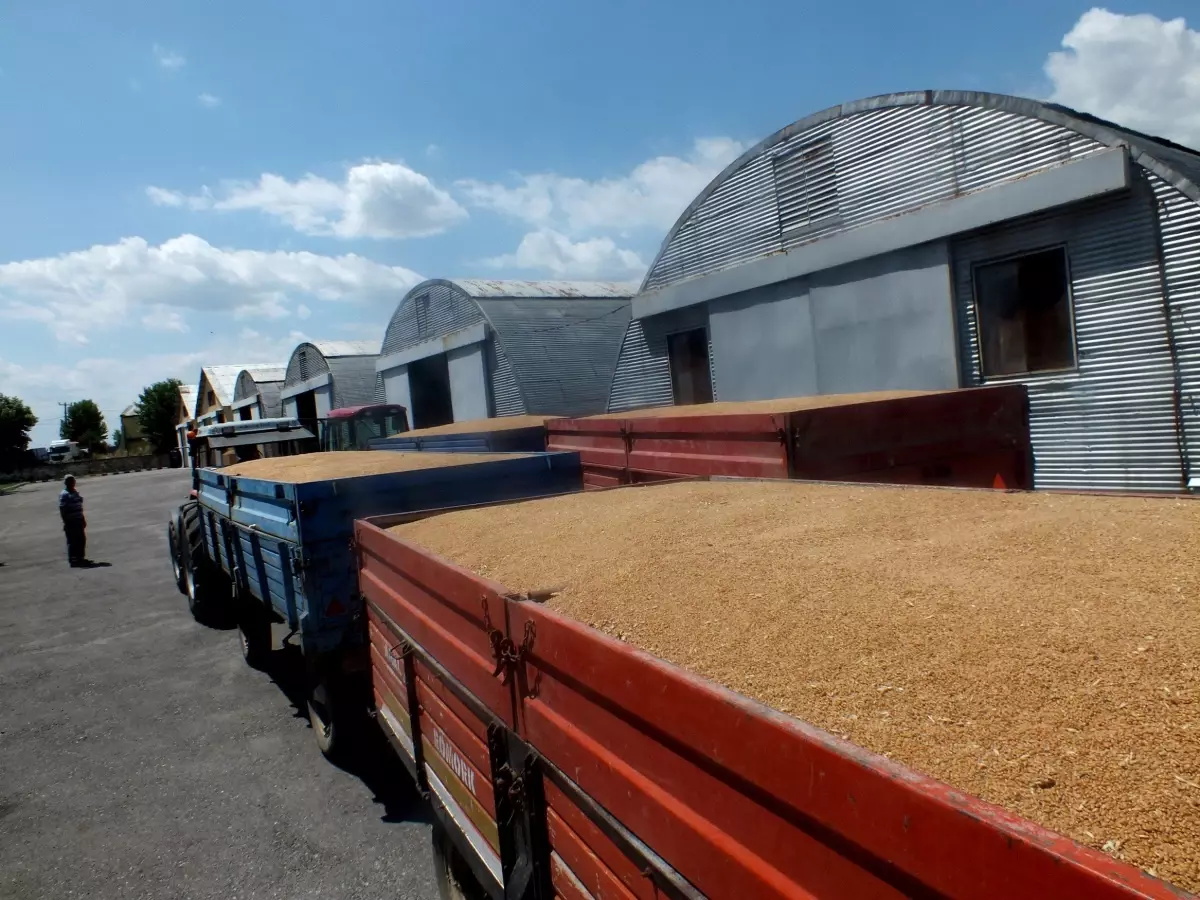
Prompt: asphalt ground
<box><xmin>0</xmin><ymin>470</ymin><xmax>438</xmax><ymax>899</ymax></box>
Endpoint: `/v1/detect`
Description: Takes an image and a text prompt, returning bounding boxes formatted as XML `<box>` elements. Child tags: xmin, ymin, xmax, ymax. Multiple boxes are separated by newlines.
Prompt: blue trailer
<box><xmin>165</xmin><ymin>444</ymin><xmax>582</xmax><ymax>756</ymax></box>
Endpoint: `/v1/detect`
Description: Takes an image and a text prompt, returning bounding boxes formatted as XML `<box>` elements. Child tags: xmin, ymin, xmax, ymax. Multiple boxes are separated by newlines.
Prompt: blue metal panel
<box><xmin>368</xmin><ymin>426</ymin><xmax>547</xmax><ymax>454</ymax></box>
<box><xmin>194</xmin><ymin>452</ymin><xmax>582</xmax><ymax>656</ymax></box>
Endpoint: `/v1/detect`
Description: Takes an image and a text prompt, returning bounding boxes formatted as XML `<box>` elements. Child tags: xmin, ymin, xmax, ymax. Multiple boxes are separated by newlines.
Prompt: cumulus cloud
<box><xmin>0</xmin><ymin>329</ymin><xmax>311</xmax><ymax>447</ymax></box>
<box><xmin>147</xmin><ymin>161</ymin><xmax>467</xmax><ymax>239</ymax></box>
<box><xmin>0</xmin><ymin>234</ymin><xmax>422</xmax><ymax>342</ymax></box>
<box><xmin>487</xmin><ymin>229</ymin><xmax>646</xmax><ymax>280</ymax></box>
<box><xmin>1045</xmin><ymin>8</ymin><xmax>1200</xmax><ymax>148</ymax></box>
<box><xmin>458</xmin><ymin>137</ymin><xmax>745</xmax><ymax>234</ymax></box>
<box><xmin>153</xmin><ymin>44</ymin><xmax>185</xmax><ymax>70</ymax></box>
<box><xmin>198</xmin><ymin>92</ymin><xmax>221</xmax><ymax>108</ymax></box>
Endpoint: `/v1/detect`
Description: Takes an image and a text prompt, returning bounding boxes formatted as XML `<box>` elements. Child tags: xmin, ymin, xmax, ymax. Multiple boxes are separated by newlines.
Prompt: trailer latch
<box><xmin>481</xmin><ymin>598</ymin><xmax>536</xmax><ymax>685</ymax></box>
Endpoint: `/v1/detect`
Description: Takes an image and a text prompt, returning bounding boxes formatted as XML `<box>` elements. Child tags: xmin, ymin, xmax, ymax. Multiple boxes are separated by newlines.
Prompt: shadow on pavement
<box><xmin>74</xmin><ymin>560</ymin><xmax>113</xmax><ymax>568</ymax></box>
<box><xmin>266</xmin><ymin>642</ymin><xmax>432</xmax><ymax>826</ymax></box>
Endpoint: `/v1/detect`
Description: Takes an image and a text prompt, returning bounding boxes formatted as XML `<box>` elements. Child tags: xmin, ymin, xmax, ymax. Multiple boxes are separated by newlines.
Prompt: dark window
<box><xmin>773</xmin><ymin>137</ymin><xmax>839</xmax><ymax>236</ymax></box>
<box><xmin>974</xmin><ymin>247</ymin><xmax>1075</xmax><ymax>377</ymax></box>
<box><xmin>206</xmin><ymin>390</ymin><xmax>215</xmax><ymax>406</ymax></box>
<box><xmin>667</xmin><ymin>329</ymin><xmax>713</xmax><ymax>406</ymax></box>
<box><xmin>238</xmin><ymin>406</ymin><xmax>253</xmax><ymax>421</ymax></box>
<box><xmin>408</xmin><ymin>353</ymin><xmax>454</xmax><ymax>429</ymax></box>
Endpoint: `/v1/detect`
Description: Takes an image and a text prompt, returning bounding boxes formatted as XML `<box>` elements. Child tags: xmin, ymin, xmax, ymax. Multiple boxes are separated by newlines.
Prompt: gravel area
<box><xmin>221</xmin><ymin>450</ymin><xmax>531</xmax><ymax>482</ymax></box>
<box><xmin>400</xmin><ymin>415</ymin><xmax>551</xmax><ymax>437</ymax></box>
<box><xmin>392</xmin><ymin>480</ymin><xmax>1200</xmax><ymax>892</ymax></box>
<box><xmin>585</xmin><ymin>390</ymin><xmax>933</xmax><ymax>419</ymax></box>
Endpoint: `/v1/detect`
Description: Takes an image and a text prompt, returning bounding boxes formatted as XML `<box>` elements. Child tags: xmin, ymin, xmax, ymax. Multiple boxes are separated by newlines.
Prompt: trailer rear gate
<box><xmin>380</xmin><ymin>480</ymin><xmax>1200</xmax><ymax>897</ymax></box>
<box><xmin>546</xmin><ymin>385</ymin><xmax>1032</xmax><ymax>490</ymax></box>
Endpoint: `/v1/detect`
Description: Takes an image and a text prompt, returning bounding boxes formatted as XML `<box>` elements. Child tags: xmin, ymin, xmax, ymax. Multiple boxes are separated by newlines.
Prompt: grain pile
<box><xmin>220</xmin><ymin>451</ymin><xmax>530</xmax><ymax>483</ymax></box>
<box><xmin>400</xmin><ymin>415</ymin><xmax>551</xmax><ymax>437</ymax></box>
<box><xmin>589</xmin><ymin>389</ymin><xmax>933</xmax><ymax>420</ymax></box>
<box><xmin>393</xmin><ymin>481</ymin><xmax>1200</xmax><ymax>891</ymax></box>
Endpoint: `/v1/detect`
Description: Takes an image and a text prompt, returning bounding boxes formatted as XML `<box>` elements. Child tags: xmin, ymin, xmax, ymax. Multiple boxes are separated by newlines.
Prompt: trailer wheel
<box><xmin>167</xmin><ymin>511</ymin><xmax>187</xmax><ymax>594</ymax></box>
<box><xmin>431</xmin><ymin>823</ymin><xmax>486</xmax><ymax>900</ymax></box>
<box><xmin>181</xmin><ymin>502</ymin><xmax>224</xmax><ymax>622</ymax></box>
<box><xmin>237</xmin><ymin>608</ymin><xmax>272</xmax><ymax>670</ymax></box>
<box><xmin>308</xmin><ymin>672</ymin><xmax>344</xmax><ymax>760</ymax></box>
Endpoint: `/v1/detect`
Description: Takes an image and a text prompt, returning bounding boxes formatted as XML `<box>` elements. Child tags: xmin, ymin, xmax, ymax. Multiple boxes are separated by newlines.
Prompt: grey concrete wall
<box><xmin>282</xmin><ymin>397</ymin><xmax>297</xmax><ymax>418</ymax></box>
<box><xmin>447</xmin><ymin>344</ymin><xmax>490</xmax><ymax>421</ymax></box>
<box><xmin>709</xmin><ymin>280</ymin><xmax>818</xmax><ymax>401</ymax></box>
<box><xmin>314</xmin><ymin>384</ymin><xmax>333</xmax><ymax>418</ymax></box>
<box><xmin>706</xmin><ymin>242</ymin><xmax>959</xmax><ymax>401</ymax></box>
<box><xmin>808</xmin><ymin>242</ymin><xmax>959</xmax><ymax>393</ymax></box>
<box><xmin>382</xmin><ymin>365</ymin><xmax>412</xmax><ymax>413</ymax></box>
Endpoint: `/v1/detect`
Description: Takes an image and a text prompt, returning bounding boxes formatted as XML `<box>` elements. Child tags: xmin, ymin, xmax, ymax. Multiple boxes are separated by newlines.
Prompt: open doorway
<box><xmin>409</xmin><ymin>353</ymin><xmax>454</xmax><ymax>429</ymax></box>
<box><xmin>667</xmin><ymin>328</ymin><xmax>714</xmax><ymax>405</ymax></box>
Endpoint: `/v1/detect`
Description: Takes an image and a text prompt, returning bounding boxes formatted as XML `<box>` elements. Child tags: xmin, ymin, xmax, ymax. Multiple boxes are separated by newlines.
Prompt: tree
<box><xmin>136</xmin><ymin>378</ymin><xmax>182</xmax><ymax>454</ymax></box>
<box><xmin>61</xmin><ymin>400</ymin><xmax>108</xmax><ymax>453</ymax></box>
<box><xmin>0</xmin><ymin>393</ymin><xmax>37</xmax><ymax>471</ymax></box>
<box><xmin>111</xmin><ymin>428</ymin><xmax>123</xmax><ymax>450</ymax></box>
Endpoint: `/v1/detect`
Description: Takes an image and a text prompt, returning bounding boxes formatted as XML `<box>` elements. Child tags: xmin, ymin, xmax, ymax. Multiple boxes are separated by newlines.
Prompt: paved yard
<box><xmin>0</xmin><ymin>470</ymin><xmax>437</xmax><ymax>899</ymax></box>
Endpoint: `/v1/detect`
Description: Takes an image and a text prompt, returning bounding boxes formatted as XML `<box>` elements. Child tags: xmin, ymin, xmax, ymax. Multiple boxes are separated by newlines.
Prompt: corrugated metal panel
<box><xmin>328</xmin><ymin>355</ymin><xmax>381</xmax><ymax>409</ymax></box>
<box><xmin>644</xmin><ymin>103</ymin><xmax>1106</xmax><ymax>292</ymax></box>
<box><xmin>381</xmin><ymin>283</ymin><xmax>484</xmax><ymax>356</ymax></box>
<box><xmin>454</xmin><ymin>279</ymin><xmax>636</xmax><ymax>299</ymax></box>
<box><xmin>1152</xmin><ymin>175</ymin><xmax>1200</xmax><ymax>481</ymax></box>
<box><xmin>477</xmin><ymin>298</ymin><xmax>630</xmax><ymax>417</ymax></box>
<box><xmin>373</xmin><ymin>372</ymin><xmax>386</xmax><ymax>404</ymax></box>
<box><xmin>285</xmin><ymin>343</ymin><xmax>330</xmax><ymax>388</ymax></box>
<box><xmin>607</xmin><ymin>306</ymin><xmax>709</xmax><ymax>412</ymax></box>
<box><xmin>486</xmin><ymin>337</ymin><xmax>524</xmax><ymax>416</ymax></box>
<box><xmin>952</xmin><ymin>174</ymin><xmax>1184</xmax><ymax>491</ymax></box>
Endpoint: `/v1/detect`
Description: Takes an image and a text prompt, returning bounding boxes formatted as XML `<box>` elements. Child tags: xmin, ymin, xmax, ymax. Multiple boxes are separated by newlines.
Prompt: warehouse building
<box><xmin>609</xmin><ymin>91</ymin><xmax>1200</xmax><ymax>492</ymax></box>
<box><xmin>280</xmin><ymin>341</ymin><xmax>382</xmax><ymax>424</ymax></box>
<box><xmin>174</xmin><ymin>383</ymin><xmax>196</xmax><ymax>465</ymax></box>
<box><xmin>194</xmin><ymin>364</ymin><xmax>287</xmax><ymax>427</ymax></box>
<box><xmin>231</xmin><ymin>366</ymin><xmax>287</xmax><ymax>421</ymax></box>
<box><xmin>377</xmin><ymin>279</ymin><xmax>634</xmax><ymax>429</ymax></box>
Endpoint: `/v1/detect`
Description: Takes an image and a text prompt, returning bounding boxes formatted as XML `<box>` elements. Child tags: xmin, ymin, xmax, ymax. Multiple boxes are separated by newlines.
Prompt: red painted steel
<box><xmin>550</xmin><ymin>852</ymin><xmax>595</xmax><ymax>900</ymax></box>
<box><xmin>547</xmin><ymin>386</ymin><xmax>1032</xmax><ymax>490</ymax></box>
<box><xmin>545</xmin><ymin>417</ymin><xmax>629</xmax><ymax>491</ymax></box>
<box><xmin>418</xmin><ymin>678</ymin><xmax>493</xmax><ymax>783</ymax></box>
<box><xmin>356</xmin><ymin>499</ymin><xmax>1191</xmax><ymax>899</ymax></box>
<box><xmin>357</xmin><ymin>521</ymin><xmax>515</xmax><ymax>726</ymax></box>
<box><xmin>507</xmin><ymin>599</ymin><xmax>1187</xmax><ymax>900</ymax></box>
<box><xmin>545</xmin><ymin>780</ymin><xmax>649</xmax><ymax>900</ymax></box>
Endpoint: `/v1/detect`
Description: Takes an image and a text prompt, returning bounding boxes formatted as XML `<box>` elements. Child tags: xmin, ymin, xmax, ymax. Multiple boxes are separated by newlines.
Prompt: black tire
<box><xmin>431</xmin><ymin>823</ymin><xmax>487</xmax><ymax>900</ymax></box>
<box><xmin>237</xmin><ymin>607</ymin><xmax>272</xmax><ymax>670</ymax></box>
<box><xmin>307</xmin><ymin>665</ymin><xmax>368</xmax><ymax>762</ymax></box>
<box><xmin>180</xmin><ymin>502</ymin><xmax>225</xmax><ymax>622</ymax></box>
<box><xmin>167</xmin><ymin>512</ymin><xmax>187</xmax><ymax>594</ymax></box>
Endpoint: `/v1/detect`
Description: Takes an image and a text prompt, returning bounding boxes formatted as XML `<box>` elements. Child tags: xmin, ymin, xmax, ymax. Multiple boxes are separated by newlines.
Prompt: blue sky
<box><xmin>1</xmin><ymin>1</ymin><xmax>1198</xmax><ymax>445</ymax></box>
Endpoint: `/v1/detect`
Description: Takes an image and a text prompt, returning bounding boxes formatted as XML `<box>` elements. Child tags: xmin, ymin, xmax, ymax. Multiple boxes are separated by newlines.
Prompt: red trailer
<box><xmin>546</xmin><ymin>385</ymin><xmax>1032</xmax><ymax>491</ymax></box>
<box><xmin>354</xmin><ymin>484</ymin><xmax>1192</xmax><ymax>900</ymax></box>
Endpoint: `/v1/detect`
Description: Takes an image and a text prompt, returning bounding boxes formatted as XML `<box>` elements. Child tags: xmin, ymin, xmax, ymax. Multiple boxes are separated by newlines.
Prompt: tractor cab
<box><xmin>319</xmin><ymin>404</ymin><xmax>409</xmax><ymax>451</ymax></box>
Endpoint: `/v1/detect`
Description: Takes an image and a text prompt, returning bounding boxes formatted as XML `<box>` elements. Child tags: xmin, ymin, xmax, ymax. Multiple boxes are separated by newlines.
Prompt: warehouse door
<box><xmin>667</xmin><ymin>328</ymin><xmax>714</xmax><ymax>405</ymax></box>
<box><xmin>409</xmin><ymin>353</ymin><xmax>454</xmax><ymax>429</ymax></box>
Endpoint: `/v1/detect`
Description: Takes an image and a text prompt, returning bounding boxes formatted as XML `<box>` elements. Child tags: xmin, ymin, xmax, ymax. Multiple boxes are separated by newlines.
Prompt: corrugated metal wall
<box><xmin>381</xmin><ymin>283</ymin><xmax>483</xmax><ymax>355</ymax></box>
<box><xmin>952</xmin><ymin>174</ymin><xmax>1184</xmax><ymax>491</ymax></box>
<box><xmin>645</xmin><ymin>104</ymin><xmax>1103</xmax><ymax>292</ymax></box>
<box><xmin>478</xmin><ymin>298</ymin><xmax>630</xmax><ymax>417</ymax></box>
<box><xmin>607</xmin><ymin>305</ymin><xmax>711</xmax><ymax>412</ymax></box>
<box><xmin>486</xmin><ymin>338</ymin><xmax>523</xmax><ymax>416</ymax></box>
<box><xmin>284</xmin><ymin>344</ymin><xmax>332</xmax><ymax>389</ymax></box>
<box><xmin>1153</xmin><ymin>174</ymin><xmax>1200</xmax><ymax>483</ymax></box>
<box><xmin>328</xmin><ymin>356</ymin><xmax>381</xmax><ymax>409</ymax></box>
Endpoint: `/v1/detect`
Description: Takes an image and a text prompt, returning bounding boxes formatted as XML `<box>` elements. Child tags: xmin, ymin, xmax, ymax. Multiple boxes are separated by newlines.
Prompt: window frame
<box><xmin>772</xmin><ymin>135</ymin><xmax>842</xmax><ymax>241</ymax></box>
<box><xmin>665</xmin><ymin>326</ymin><xmax>714</xmax><ymax>406</ymax></box>
<box><xmin>969</xmin><ymin>244</ymin><xmax>1080</xmax><ymax>380</ymax></box>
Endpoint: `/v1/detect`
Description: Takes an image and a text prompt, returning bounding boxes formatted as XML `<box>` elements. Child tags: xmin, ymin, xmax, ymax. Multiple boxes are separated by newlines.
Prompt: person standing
<box><xmin>59</xmin><ymin>475</ymin><xmax>87</xmax><ymax>566</ymax></box>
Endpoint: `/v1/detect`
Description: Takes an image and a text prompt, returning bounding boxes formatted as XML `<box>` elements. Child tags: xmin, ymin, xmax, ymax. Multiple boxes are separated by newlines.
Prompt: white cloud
<box><xmin>487</xmin><ymin>229</ymin><xmax>646</xmax><ymax>280</ymax></box>
<box><xmin>153</xmin><ymin>44</ymin><xmax>186</xmax><ymax>70</ymax></box>
<box><xmin>198</xmin><ymin>92</ymin><xmax>221</xmax><ymax>108</ymax></box>
<box><xmin>141</xmin><ymin>307</ymin><xmax>188</xmax><ymax>332</ymax></box>
<box><xmin>426</xmin><ymin>143</ymin><xmax>439</xmax><ymax>157</ymax></box>
<box><xmin>147</xmin><ymin>161</ymin><xmax>467</xmax><ymax>239</ymax></box>
<box><xmin>1</xmin><ymin>329</ymin><xmax>312</xmax><ymax>447</ymax></box>
<box><xmin>0</xmin><ymin>234</ymin><xmax>422</xmax><ymax>343</ymax></box>
<box><xmin>1045</xmin><ymin>8</ymin><xmax>1200</xmax><ymax>148</ymax></box>
<box><xmin>457</xmin><ymin>137</ymin><xmax>745</xmax><ymax>234</ymax></box>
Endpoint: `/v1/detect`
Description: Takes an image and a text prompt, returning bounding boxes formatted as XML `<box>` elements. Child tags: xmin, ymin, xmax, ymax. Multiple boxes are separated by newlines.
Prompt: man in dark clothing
<box><xmin>59</xmin><ymin>475</ymin><xmax>87</xmax><ymax>566</ymax></box>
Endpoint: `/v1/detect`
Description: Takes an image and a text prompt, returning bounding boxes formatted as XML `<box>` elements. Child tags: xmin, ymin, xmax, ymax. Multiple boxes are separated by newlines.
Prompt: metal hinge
<box><xmin>481</xmin><ymin>597</ymin><xmax>536</xmax><ymax>685</ymax></box>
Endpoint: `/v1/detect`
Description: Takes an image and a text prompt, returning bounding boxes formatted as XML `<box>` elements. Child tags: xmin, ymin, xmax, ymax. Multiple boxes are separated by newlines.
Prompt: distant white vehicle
<box><xmin>48</xmin><ymin>440</ymin><xmax>88</xmax><ymax>464</ymax></box>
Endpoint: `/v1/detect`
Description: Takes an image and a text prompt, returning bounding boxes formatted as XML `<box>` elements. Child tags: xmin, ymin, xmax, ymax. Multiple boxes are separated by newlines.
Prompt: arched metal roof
<box><xmin>643</xmin><ymin>90</ymin><xmax>1200</xmax><ymax>293</ymax></box>
<box><xmin>380</xmin><ymin>278</ymin><xmax>634</xmax><ymax>417</ymax></box>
